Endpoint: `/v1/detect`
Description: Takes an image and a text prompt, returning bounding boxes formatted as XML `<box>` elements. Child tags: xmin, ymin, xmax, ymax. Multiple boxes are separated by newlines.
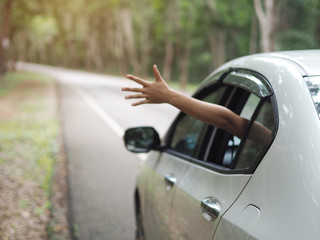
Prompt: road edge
<box><xmin>49</xmin><ymin>80</ymin><xmax>73</xmax><ymax>240</ymax></box>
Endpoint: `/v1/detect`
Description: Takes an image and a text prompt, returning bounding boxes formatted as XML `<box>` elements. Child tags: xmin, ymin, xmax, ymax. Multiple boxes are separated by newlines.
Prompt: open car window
<box><xmin>165</xmin><ymin>70</ymin><xmax>278</xmax><ymax>174</ymax></box>
<box><xmin>168</xmin><ymin>86</ymin><xmax>228</xmax><ymax>157</ymax></box>
<box><xmin>219</xmin><ymin>93</ymin><xmax>260</xmax><ymax>168</ymax></box>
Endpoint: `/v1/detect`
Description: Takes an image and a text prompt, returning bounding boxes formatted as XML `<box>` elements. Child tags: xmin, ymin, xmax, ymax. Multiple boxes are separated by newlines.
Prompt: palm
<box><xmin>122</xmin><ymin>65</ymin><xmax>170</xmax><ymax>106</ymax></box>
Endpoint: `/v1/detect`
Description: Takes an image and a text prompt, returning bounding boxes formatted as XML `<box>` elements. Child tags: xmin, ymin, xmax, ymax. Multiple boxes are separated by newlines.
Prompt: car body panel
<box><xmin>143</xmin><ymin>152</ymin><xmax>189</xmax><ymax>240</ymax></box>
<box><xmin>136</xmin><ymin>151</ymin><xmax>161</xmax><ymax>222</ymax></box>
<box><xmin>269</xmin><ymin>50</ymin><xmax>320</xmax><ymax>76</ymax></box>
<box><xmin>229</xmin><ymin>205</ymin><xmax>260</xmax><ymax>239</ymax></box>
<box><xmin>169</xmin><ymin>162</ymin><xmax>250</xmax><ymax>240</ymax></box>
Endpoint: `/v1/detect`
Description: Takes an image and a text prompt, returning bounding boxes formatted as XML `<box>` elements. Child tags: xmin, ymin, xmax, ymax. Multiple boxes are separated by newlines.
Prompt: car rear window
<box><xmin>305</xmin><ymin>76</ymin><xmax>320</xmax><ymax>116</ymax></box>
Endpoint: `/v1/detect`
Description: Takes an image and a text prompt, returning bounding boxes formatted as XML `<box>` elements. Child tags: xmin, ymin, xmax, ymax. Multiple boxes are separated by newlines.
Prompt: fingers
<box><xmin>126</xmin><ymin>74</ymin><xmax>149</xmax><ymax>86</ymax></box>
<box><xmin>124</xmin><ymin>65</ymin><xmax>163</xmax><ymax>107</ymax></box>
<box><xmin>153</xmin><ymin>64</ymin><xmax>164</xmax><ymax>82</ymax></box>
<box><xmin>123</xmin><ymin>90</ymin><xmax>149</xmax><ymax>106</ymax></box>
<box><xmin>124</xmin><ymin>93</ymin><xmax>147</xmax><ymax>100</ymax></box>
<box><xmin>132</xmin><ymin>99</ymin><xmax>150</xmax><ymax>106</ymax></box>
<box><xmin>122</xmin><ymin>87</ymin><xmax>140</xmax><ymax>92</ymax></box>
<box><xmin>121</xmin><ymin>87</ymin><xmax>144</xmax><ymax>93</ymax></box>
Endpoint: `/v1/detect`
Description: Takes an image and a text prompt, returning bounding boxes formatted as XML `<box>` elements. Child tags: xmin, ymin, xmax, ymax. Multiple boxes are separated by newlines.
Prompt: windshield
<box><xmin>305</xmin><ymin>76</ymin><xmax>320</xmax><ymax>116</ymax></box>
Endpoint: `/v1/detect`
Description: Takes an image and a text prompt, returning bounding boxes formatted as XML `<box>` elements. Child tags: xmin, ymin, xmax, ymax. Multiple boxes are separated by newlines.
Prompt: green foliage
<box><xmin>214</xmin><ymin>0</ymin><xmax>252</xmax><ymax>27</ymax></box>
<box><xmin>5</xmin><ymin>0</ymin><xmax>320</xmax><ymax>83</ymax></box>
<box><xmin>29</xmin><ymin>15</ymin><xmax>58</xmax><ymax>46</ymax></box>
<box><xmin>277</xmin><ymin>0</ymin><xmax>320</xmax><ymax>50</ymax></box>
<box><xmin>276</xmin><ymin>30</ymin><xmax>316</xmax><ymax>50</ymax></box>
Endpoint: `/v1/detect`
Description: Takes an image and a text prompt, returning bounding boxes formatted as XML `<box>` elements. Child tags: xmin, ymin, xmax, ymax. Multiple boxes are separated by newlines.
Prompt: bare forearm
<box><xmin>167</xmin><ymin>90</ymin><xmax>249</xmax><ymax>138</ymax></box>
<box><xmin>123</xmin><ymin>65</ymin><xmax>249</xmax><ymax>139</ymax></box>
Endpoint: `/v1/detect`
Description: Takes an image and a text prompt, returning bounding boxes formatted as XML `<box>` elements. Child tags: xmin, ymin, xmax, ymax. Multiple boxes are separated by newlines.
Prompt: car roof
<box><xmin>256</xmin><ymin>50</ymin><xmax>320</xmax><ymax>76</ymax></box>
<box><xmin>200</xmin><ymin>50</ymin><xmax>320</xmax><ymax>91</ymax></box>
<box><xmin>269</xmin><ymin>50</ymin><xmax>320</xmax><ymax>76</ymax></box>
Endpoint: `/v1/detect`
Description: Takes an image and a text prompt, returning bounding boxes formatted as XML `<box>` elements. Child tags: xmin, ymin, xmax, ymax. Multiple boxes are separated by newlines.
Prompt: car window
<box><xmin>168</xmin><ymin>85</ymin><xmax>228</xmax><ymax>157</ymax></box>
<box><xmin>166</xmin><ymin>70</ymin><xmax>277</xmax><ymax>174</ymax></box>
<box><xmin>221</xmin><ymin>94</ymin><xmax>260</xmax><ymax>168</ymax></box>
<box><xmin>305</xmin><ymin>76</ymin><xmax>320</xmax><ymax>117</ymax></box>
<box><xmin>170</xmin><ymin>117</ymin><xmax>204</xmax><ymax>156</ymax></box>
<box><xmin>203</xmin><ymin>73</ymin><xmax>276</xmax><ymax>173</ymax></box>
<box><xmin>234</xmin><ymin>100</ymin><xmax>276</xmax><ymax>170</ymax></box>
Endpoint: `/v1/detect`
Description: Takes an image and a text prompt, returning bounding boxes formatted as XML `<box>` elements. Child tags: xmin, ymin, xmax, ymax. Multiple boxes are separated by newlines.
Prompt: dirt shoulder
<box><xmin>0</xmin><ymin>71</ymin><xmax>70</xmax><ymax>240</ymax></box>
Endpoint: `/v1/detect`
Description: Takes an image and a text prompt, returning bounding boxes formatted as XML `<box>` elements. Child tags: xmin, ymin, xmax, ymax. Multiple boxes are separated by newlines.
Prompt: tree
<box><xmin>276</xmin><ymin>0</ymin><xmax>320</xmax><ymax>50</ymax></box>
<box><xmin>254</xmin><ymin>0</ymin><xmax>278</xmax><ymax>52</ymax></box>
<box><xmin>5</xmin><ymin>0</ymin><xmax>320</xmax><ymax>83</ymax></box>
<box><xmin>0</xmin><ymin>0</ymin><xmax>13</xmax><ymax>75</ymax></box>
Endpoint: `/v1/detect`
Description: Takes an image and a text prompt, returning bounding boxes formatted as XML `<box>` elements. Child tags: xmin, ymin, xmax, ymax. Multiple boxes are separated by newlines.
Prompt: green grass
<box><xmin>0</xmin><ymin>71</ymin><xmax>60</xmax><ymax>238</ymax></box>
<box><xmin>0</xmin><ymin>71</ymin><xmax>48</xmax><ymax>96</ymax></box>
<box><xmin>0</xmin><ymin>86</ymin><xmax>58</xmax><ymax>198</ymax></box>
<box><xmin>72</xmin><ymin>224</ymin><xmax>80</xmax><ymax>238</ymax></box>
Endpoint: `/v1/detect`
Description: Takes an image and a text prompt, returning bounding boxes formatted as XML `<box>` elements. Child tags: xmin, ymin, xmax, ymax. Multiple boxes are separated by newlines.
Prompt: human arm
<box><xmin>122</xmin><ymin>65</ymin><xmax>250</xmax><ymax>139</ymax></box>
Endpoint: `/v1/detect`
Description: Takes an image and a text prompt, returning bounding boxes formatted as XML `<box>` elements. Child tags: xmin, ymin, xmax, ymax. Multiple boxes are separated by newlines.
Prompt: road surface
<box><xmin>16</xmin><ymin>63</ymin><xmax>179</xmax><ymax>240</ymax></box>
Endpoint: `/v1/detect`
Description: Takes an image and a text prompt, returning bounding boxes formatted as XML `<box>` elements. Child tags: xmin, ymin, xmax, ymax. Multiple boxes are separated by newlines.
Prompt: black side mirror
<box><xmin>124</xmin><ymin>127</ymin><xmax>161</xmax><ymax>153</ymax></box>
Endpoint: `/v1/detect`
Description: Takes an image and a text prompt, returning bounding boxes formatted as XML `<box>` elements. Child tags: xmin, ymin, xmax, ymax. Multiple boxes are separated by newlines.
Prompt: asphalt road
<box><xmin>16</xmin><ymin>63</ymin><xmax>179</xmax><ymax>240</ymax></box>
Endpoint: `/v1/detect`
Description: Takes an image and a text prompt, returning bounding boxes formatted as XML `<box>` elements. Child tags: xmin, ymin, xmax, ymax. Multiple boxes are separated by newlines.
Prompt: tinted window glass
<box><xmin>234</xmin><ymin>100</ymin><xmax>275</xmax><ymax>170</ymax></box>
<box><xmin>221</xmin><ymin>93</ymin><xmax>260</xmax><ymax>167</ymax></box>
<box><xmin>204</xmin><ymin>74</ymin><xmax>276</xmax><ymax>173</ymax></box>
<box><xmin>171</xmin><ymin>117</ymin><xmax>204</xmax><ymax>156</ymax></box>
<box><xmin>169</xmin><ymin>86</ymin><xmax>227</xmax><ymax>157</ymax></box>
<box><xmin>305</xmin><ymin>76</ymin><xmax>320</xmax><ymax>117</ymax></box>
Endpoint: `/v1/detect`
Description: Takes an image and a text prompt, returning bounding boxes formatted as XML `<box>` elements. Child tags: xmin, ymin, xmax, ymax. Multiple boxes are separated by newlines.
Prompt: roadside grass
<box><xmin>0</xmin><ymin>71</ymin><xmax>69</xmax><ymax>239</ymax></box>
<box><xmin>0</xmin><ymin>71</ymin><xmax>50</xmax><ymax>96</ymax></box>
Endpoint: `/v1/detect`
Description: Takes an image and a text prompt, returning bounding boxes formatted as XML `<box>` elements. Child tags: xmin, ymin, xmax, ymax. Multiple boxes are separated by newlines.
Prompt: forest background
<box><xmin>1</xmin><ymin>0</ymin><xmax>320</xmax><ymax>88</ymax></box>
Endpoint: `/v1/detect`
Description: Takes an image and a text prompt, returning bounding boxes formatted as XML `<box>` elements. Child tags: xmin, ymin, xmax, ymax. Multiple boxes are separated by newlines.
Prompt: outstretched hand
<box><xmin>122</xmin><ymin>65</ymin><xmax>173</xmax><ymax>106</ymax></box>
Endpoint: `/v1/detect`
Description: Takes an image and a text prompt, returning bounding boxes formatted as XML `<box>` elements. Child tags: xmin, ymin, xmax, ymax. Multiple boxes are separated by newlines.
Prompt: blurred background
<box><xmin>0</xmin><ymin>0</ymin><xmax>320</xmax><ymax>239</ymax></box>
<box><xmin>1</xmin><ymin>0</ymin><xmax>320</xmax><ymax>84</ymax></box>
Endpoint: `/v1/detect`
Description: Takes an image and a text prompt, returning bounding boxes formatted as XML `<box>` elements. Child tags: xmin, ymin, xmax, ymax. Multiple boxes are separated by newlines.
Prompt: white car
<box><xmin>124</xmin><ymin>50</ymin><xmax>320</xmax><ymax>240</ymax></box>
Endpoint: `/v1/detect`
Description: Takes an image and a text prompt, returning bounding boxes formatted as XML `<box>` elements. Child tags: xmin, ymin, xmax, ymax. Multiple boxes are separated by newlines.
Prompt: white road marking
<box><xmin>72</xmin><ymin>85</ymin><xmax>124</xmax><ymax>137</ymax></box>
<box><xmin>72</xmin><ymin>85</ymin><xmax>147</xmax><ymax>161</ymax></box>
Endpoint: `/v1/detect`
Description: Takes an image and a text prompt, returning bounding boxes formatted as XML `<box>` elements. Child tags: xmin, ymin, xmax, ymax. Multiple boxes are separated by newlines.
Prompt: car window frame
<box><xmin>162</xmin><ymin>68</ymin><xmax>279</xmax><ymax>175</ymax></box>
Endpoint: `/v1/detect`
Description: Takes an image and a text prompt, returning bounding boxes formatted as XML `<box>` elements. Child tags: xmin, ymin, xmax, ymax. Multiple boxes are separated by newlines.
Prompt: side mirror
<box><xmin>124</xmin><ymin>127</ymin><xmax>161</xmax><ymax>153</ymax></box>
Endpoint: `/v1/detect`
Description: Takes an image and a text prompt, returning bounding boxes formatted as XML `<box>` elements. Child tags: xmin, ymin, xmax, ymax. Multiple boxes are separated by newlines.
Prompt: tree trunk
<box><xmin>120</xmin><ymin>9</ymin><xmax>141</xmax><ymax>75</ymax></box>
<box><xmin>207</xmin><ymin>0</ymin><xmax>226</xmax><ymax>69</ymax></box>
<box><xmin>179</xmin><ymin>41</ymin><xmax>191</xmax><ymax>89</ymax></box>
<box><xmin>162</xmin><ymin>0</ymin><xmax>178</xmax><ymax>82</ymax></box>
<box><xmin>163</xmin><ymin>39</ymin><xmax>174</xmax><ymax>82</ymax></box>
<box><xmin>209</xmin><ymin>30</ymin><xmax>226</xmax><ymax>70</ymax></box>
<box><xmin>114</xmin><ymin>16</ymin><xmax>127</xmax><ymax>75</ymax></box>
<box><xmin>140</xmin><ymin>21</ymin><xmax>150</xmax><ymax>76</ymax></box>
<box><xmin>86</xmin><ymin>32</ymin><xmax>104</xmax><ymax>71</ymax></box>
<box><xmin>52</xmin><ymin>5</ymin><xmax>69</xmax><ymax>66</ymax></box>
<box><xmin>254</xmin><ymin>0</ymin><xmax>278</xmax><ymax>52</ymax></box>
<box><xmin>315</xmin><ymin>16</ymin><xmax>320</xmax><ymax>47</ymax></box>
<box><xmin>0</xmin><ymin>0</ymin><xmax>13</xmax><ymax>75</ymax></box>
<box><xmin>250</xmin><ymin>11</ymin><xmax>259</xmax><ymax>54</ymax></box>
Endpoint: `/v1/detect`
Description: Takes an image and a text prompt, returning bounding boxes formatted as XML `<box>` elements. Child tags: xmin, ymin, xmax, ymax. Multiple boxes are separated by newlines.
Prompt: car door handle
<box><xmin>200</xmin><ymin>197</ymin><xmax>221</xmax><ymax>221</ymax></box>
<box><xmin>164</xmin><ymin>174</ymin><xmax>176</xmax><ymax>191</ymax></box>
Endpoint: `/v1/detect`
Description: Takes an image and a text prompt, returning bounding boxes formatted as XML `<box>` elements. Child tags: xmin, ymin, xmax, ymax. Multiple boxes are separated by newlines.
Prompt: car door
<box><xmin>167</xmin><ymin>70</ymin><xmax>277</xmax><ymax>240</ymax></box>
<box><xmin>143</xmin><ymin>81</ymin><xmax>228</xmax><ymax>240</ymax></box>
